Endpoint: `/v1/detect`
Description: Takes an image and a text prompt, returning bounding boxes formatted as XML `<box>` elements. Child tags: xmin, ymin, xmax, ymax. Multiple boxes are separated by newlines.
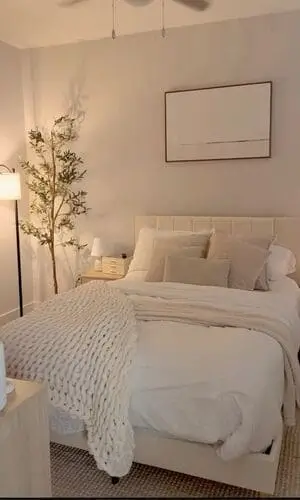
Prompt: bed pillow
<box><xmin>228</xmin><ymin>239</ymin><xmax>270</xmax><ymax>290</ymax></box>
<box><xmin>207</xmin><ymin>233</ymin><xmax>271</xmax><ymax>290</ymax></box>
<box><xmin>163</xmin><ymin>256</ymin><xmax>230</xmax><ymax>287</ymax></box>
<box><xmin>128</xmin><ymin>227</ymin><xmax>212</xmax><ymax>278</ymax></box>
<box><xmin>145</xmin><ymin>242</ymin><xmax>204</xmax><ymax>282</ymax></box>
<box><xmin>267</xmin><ymin>244</ymin><xmax>297</xmax><ymax>280</ymax></box>
<box><xmin>207</xmin><ymin>232</ymin><xmax>274</xmax><ymax>290</ymax></box>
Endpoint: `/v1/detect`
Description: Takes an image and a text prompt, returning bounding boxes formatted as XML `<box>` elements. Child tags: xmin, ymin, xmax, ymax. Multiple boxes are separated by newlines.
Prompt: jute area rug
<box><xmin>51</xmin><ymin>413</ymin><xmax>300</xmax><ymax>498</ymax></box>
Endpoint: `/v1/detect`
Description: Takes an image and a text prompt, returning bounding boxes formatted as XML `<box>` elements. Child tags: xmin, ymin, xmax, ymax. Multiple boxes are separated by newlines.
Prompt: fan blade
<box><xmin>172</xmin><ymin>0</ymin><xmax>210</xmax><ymax>11</ymax></box>
<box><xmin>124</xmin><ymin>0</ymin><xmax>154</xmax><ymax>6</ymax></box>
<box><xmin>58</xmin><ymin>0</ymin><xmax>90</xmax><ymax>7</ymax></box>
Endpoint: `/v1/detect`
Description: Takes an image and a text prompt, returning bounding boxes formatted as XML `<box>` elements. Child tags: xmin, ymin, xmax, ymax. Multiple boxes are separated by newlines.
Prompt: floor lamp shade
<box><xmin>0</xmin><ymin>172</ymin><xmax>21</xmax><ymax>200</ymax></box>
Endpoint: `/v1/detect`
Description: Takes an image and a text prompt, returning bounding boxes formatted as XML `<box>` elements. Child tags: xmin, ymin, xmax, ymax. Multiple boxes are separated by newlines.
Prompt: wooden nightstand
<box><xmin>0</xmin><ymin>378</ymin><xmax>51</xmax><ymax>497</ymax></box>
<box><xmin>79</xmin><ymin>269</ymin><xmax>125</xmax><ymax>285</ymax></box>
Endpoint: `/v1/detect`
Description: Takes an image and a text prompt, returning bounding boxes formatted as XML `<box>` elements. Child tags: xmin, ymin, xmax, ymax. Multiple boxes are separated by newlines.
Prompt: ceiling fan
<box><xmin>58</xmin><ymin>0</ymin><xmax>211</xmax><ymax>12</ymax></box>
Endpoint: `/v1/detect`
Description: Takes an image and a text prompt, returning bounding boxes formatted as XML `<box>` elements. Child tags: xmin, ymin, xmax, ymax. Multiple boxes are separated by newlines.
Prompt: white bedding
<box><xmin>269</xmin><ymin>276</ymin><xmax>299</xmax><ymax>293</ymax></box>
<box><xmin>50</xmin><ymin>277</ymin><xmax>300</xmax><ymax>460</ymax></box>
<box><xmin>129</xmin><ymin>319</ymin><xmax>284</xmax><ymax>457</ymax></box>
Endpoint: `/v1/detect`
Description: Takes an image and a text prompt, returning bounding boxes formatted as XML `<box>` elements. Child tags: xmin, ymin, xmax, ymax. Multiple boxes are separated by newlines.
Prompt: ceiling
<box><xmin>0</xmin><ymin>0</ymin><xmax>300</xmax><ymax>49</ymax></box>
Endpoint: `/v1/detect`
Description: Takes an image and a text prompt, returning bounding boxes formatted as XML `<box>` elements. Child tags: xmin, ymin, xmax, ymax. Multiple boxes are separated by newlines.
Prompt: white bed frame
<box><xmin>51</xmin><ymin>216</ymin><xmax>300</xmax><ymax>495</ymax></box>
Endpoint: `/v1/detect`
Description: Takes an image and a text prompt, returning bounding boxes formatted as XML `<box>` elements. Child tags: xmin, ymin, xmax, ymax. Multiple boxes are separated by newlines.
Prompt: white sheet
<box><xmin>269</xmin><ymin>276</ymin><xmax>299</xmax><ymax>293</ymax></box>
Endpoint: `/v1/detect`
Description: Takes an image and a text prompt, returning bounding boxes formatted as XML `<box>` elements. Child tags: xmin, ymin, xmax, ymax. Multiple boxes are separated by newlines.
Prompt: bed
<box><xmin>2</xmin><ymin>215</ymin><xmax>300</xmax><ymax>495</ymax></box>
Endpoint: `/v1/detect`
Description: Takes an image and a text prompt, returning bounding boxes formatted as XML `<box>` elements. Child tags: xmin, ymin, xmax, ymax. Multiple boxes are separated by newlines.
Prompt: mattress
<box><xmin>50</xmin><ymin>277</ymin><xmax>298</xmax><ymax>455</ymax></box>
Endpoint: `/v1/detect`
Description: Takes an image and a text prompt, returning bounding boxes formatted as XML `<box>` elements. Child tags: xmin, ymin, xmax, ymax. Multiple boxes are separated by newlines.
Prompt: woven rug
<box><xmin>51</xmin><ymin>412</ymin><xmax>300</xmax><ymax>498</ymax></box>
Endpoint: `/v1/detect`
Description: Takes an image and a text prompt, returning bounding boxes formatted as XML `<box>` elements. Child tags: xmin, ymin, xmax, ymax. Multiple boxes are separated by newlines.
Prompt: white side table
<box><xmin>79</xmin><ymin>269</ymin><xmax>125</xmax><ymax>284</ymax></box>
<box><xmin>0</xmin><ymin>378</ymin><xmax>51</xmax><ymax>497</ymax></box>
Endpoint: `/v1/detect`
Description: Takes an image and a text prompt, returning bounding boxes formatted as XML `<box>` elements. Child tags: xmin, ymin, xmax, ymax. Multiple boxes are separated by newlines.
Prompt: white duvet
<box><xmin>111</xmin><ymin>277</ymin><xmax>300</xmax><ymax>460</ymax></box>
<box><xmin>129</xmin><ymin>319</ymin><xmax>284</xmax><ymax>459</ymax></box>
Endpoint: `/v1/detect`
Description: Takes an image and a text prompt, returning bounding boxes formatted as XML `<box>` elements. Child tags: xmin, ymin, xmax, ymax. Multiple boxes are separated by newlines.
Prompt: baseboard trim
<box><xmin>0</xmin><ymin>302</ymin><xmax>35</xmax><ymax>326</ymax></box>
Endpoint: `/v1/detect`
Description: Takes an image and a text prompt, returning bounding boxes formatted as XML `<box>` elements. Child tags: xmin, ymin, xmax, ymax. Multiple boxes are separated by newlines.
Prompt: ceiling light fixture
<box><xmin>112</xmin><ymin>0</ymin><xmax>117</xmax><ymax>40</ymax></box>
<box><xmin>161</xmin><ymin>0</ymin><xmax>166</xmax><ymax>38</ymax></box>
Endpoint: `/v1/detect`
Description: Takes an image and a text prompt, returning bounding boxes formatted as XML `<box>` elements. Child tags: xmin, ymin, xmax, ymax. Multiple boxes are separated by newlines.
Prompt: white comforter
<box><xmin>129</xmin><ymin>319</ymin><xmax>284</xmax><ymax>459</ymax></box>
<box><xmin>109</xmin><ymin>279</ymin><xmax>300</xmax><ymax>460</ymax></box>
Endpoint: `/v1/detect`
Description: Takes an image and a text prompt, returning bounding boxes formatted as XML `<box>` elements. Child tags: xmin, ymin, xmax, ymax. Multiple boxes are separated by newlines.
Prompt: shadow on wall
<box><xmin>29</xmin><ymin>68</ymin><xmax>91</xmax><ymax>303</ymax></box>
<box><xmin>63</xmin><ymin>60</ymin><xmax>88</xmax><ymax>133</ymax></box>
<box><xmin>32</xmin><ymin>242</ymin><xmax>91</xmax><ymax>301</ymax></box>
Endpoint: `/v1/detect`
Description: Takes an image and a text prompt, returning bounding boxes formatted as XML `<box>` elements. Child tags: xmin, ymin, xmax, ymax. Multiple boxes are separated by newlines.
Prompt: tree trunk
<box><xmin>49</xmin><ymin>244</ymin><xmax>58</xmax><ymax>295</ymax></box>
<box><xmin>50</xmin><ymin>131</ymin><xmax>58</xmax><ymax>295</ymax></box>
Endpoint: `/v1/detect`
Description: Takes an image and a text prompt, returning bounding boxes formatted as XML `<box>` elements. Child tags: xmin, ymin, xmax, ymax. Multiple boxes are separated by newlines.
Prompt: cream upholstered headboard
<box><xmin>134</xmin><ymin>216</ymin><xmax>300</xmax><ymax>284</ymax></box>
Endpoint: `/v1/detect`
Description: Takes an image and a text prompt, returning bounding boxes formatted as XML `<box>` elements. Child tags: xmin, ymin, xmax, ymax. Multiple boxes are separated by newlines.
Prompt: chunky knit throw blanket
<box><xmin>0</xmin><ymin>281</ymin><xmax>138</xmax><ymax>478</ymax></box>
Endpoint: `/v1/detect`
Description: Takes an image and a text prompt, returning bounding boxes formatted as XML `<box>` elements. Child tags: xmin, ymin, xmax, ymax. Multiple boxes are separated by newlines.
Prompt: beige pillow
<box><xmin>164</xmin><ymin>256</ymin><xmax>230</xmax><ymax>287</ymax></box>
<box><xmin>128</xmin><ymin>227</ymin><xmax>212</xmax><ymax>276</ymax></box>
<box><xmin>145</xmin><ymin>240</ymin><xmax>206</xmax><ymax>282</ymax></box>
<box><xmin>213</xmin><ymin>238</ymin><xmax>270</xmax><ymax>290</ymax></box>
<box><xmin>207</xmin><ymin>233</ymin><xmax>274</xmax><ymax>290</ymax></box>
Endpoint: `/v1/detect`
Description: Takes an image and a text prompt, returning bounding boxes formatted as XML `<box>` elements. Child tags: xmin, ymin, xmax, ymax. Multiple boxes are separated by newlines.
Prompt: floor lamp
<box><xmin>0</xmin><ymin>165</ymin><xmax>23</xmax><ymax>317</ymax></box>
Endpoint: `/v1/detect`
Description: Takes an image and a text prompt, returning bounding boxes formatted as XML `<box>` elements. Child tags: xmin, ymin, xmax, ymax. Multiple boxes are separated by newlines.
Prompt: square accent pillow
<box><xmin>163</xmin><ymin>256</ymin><xmax>230</xmax><ymax>287</ymax></box>
<box><xmin>209</xmin><ymin>237</ymin><xmax>270</xmax><ymax>290</ymax></box>
<box><xmin>145</xmin><ymin>241</ymin><xmax>205</xmax><ymax>282</ymax></box>
<box><xmin>128</xmin><ymin>227</ymin><xmax>212</xmax><ymax>277</ymax></box>
<box><xmin>207</xmin><ymin>232</ymin><xmax>274</xmax><ymax>290</ymax></box>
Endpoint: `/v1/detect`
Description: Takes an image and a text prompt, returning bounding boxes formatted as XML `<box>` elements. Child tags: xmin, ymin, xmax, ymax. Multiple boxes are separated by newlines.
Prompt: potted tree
<box><xmin>20</xmin><ymin>115</ymin><xmax>89</xmax><ymax>294</ymax></box>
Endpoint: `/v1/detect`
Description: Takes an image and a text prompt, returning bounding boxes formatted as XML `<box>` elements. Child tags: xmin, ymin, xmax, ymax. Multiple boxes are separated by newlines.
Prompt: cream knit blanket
<box><xmin>0</xmin><ymin>281</ymin><xmax>138</xmax><ymax>478</ymax></box>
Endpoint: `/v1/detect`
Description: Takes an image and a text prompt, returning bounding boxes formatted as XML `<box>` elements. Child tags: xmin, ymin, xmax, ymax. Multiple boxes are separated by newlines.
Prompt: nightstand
<box><xmin>0</xmin><ymin>378</ymin><xmax>51</xmax><ymax>497</ymax></box>
<box><xmin>79</xmin><ymin>269</ymin><xmax>125</xmax><ymax>285</ymax></box>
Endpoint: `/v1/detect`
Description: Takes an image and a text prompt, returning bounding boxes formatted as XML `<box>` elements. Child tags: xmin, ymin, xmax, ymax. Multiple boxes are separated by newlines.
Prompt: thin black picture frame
<box><xmin>164</xmin><ymin>81</ymin><xmax>273</xmax><ymax>163</ymax></box>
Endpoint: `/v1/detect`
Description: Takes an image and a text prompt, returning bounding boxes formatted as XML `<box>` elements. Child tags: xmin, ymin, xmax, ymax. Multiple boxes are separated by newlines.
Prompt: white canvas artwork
<box><xmin>165</xmin><ymin>82</ymin><xmax>272</xmax><ymax>162</ymax></box>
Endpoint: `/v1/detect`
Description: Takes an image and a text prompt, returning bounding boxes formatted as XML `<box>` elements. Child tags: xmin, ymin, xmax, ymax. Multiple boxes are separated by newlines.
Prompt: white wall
<box><xmin>25</xmin><ymin>10</ymin><xmax>300</xmax><ymax>294</ymax></box>
<box><xmin>0</xmin><ymin>41</ymin><xmax>33</xmax><ymax>323</ymax></box>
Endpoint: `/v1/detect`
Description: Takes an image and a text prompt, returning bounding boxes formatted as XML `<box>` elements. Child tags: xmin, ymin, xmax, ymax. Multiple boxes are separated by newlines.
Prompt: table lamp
<box><xmin>91</xmin><ymin>237</ymin><xmax>105</xmax><ymax>271</ymax></box>
<box><xmin>0</xmin><ymin>165</ymin><xmax>23</xmax><ymax>317</ymax></box>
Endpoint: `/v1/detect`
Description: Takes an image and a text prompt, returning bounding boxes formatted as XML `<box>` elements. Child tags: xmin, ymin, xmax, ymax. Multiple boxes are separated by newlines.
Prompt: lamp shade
<box><xmin>0</xmin><ymin>173</ymin><xmax>21</xmax><ymax>200</ymax></box>
<box><xmin>91</xmin><ymin>237</ymin><xmax>105</xmax><ymax>257</ymax></box>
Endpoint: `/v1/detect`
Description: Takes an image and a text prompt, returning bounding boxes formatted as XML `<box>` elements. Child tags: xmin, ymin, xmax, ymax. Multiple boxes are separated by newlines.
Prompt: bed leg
<box><xmin>111</xmin><ymin>477</ymin><xmax>120</xmax><ymax>485</ymax></box>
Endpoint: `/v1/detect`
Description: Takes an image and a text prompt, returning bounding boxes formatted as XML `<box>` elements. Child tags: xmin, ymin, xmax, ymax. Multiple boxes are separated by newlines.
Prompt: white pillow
<box><xmin>267</xmin><ymin>244</ymin><xmax>296</xmax><ymax>281</ymax></box>
<box><xmin>127</xmin><ymin>227</ymin><xmax>212</xmax><ymax>277</ymax></box>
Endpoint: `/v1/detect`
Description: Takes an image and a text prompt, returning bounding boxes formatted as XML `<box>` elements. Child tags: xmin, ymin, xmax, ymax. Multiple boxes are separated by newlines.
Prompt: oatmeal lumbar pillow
<box><xmin>163</xmin><ymin>256</ymin><xmax>230</xmax><ymax>288</ymax></box>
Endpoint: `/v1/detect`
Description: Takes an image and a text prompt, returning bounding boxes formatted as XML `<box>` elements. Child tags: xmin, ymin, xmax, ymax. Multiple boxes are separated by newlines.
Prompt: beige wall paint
<box><xmin>27</xmin><ymin>10</ymin><xmax>300</xmax><ymax>293</ymax></box>
<box><xmin>0</xmin><ymin>41</ymin><xmax>33</xmax><ymax>322</ymax></box>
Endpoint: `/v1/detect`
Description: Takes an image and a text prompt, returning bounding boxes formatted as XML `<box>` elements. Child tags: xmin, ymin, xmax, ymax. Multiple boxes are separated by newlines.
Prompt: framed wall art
<box><xmin>164</xmin><ymin>81</ymin><xmax>272</xmax><ymax>163</ymax></box>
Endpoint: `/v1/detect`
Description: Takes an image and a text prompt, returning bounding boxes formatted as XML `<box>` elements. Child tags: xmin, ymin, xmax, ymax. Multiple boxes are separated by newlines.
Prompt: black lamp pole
<box><xmin>13</xmin><ymin>172</ymin><xmax>23</xmax><ymax>317</ymax></box>
<box><xmin>0</xmin><ymin>165</ymin><xmax>23</xmax><ymax>317</ymax></box>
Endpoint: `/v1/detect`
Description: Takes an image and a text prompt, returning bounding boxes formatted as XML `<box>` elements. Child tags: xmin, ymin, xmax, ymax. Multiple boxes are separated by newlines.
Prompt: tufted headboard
<box><xmin>134</xmin><ymin>216</ymin><xmax>300</xmax><ymax>285</ymax></box>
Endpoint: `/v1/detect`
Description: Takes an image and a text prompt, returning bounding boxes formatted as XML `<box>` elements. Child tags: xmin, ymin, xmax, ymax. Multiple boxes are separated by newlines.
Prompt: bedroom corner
<box><xmin>0</xmin><ymin>41</ymin><xmax>33</xmax><ymax>326</ymax></box>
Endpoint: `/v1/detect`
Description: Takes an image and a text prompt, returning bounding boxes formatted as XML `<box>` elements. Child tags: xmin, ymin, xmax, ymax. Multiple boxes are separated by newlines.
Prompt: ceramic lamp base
<box><xmin>0</xmin><ymin>393</ymin><xmax>6</xmax><ymax>411</ymax></box>
<box><xmin>0</xmin><ymin>342</ymin><xmax>6</xmax><ymax>411</ymax></box>
<box><xmin>6</xmin><ymin>379</ymin><xmax>15</xmax><ymax>395</ymax></box>
<box><xmin>94</xmin><ymin>258</ymin><xmax>102</xmax><ymax>272</ymax></box>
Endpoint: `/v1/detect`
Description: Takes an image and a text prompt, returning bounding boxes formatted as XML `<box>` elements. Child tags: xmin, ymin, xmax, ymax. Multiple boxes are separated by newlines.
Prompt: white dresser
<box><xmin>0</xmin><ymin>378</ymin><xmax>51</xmax><ymax>497</ymax></box>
